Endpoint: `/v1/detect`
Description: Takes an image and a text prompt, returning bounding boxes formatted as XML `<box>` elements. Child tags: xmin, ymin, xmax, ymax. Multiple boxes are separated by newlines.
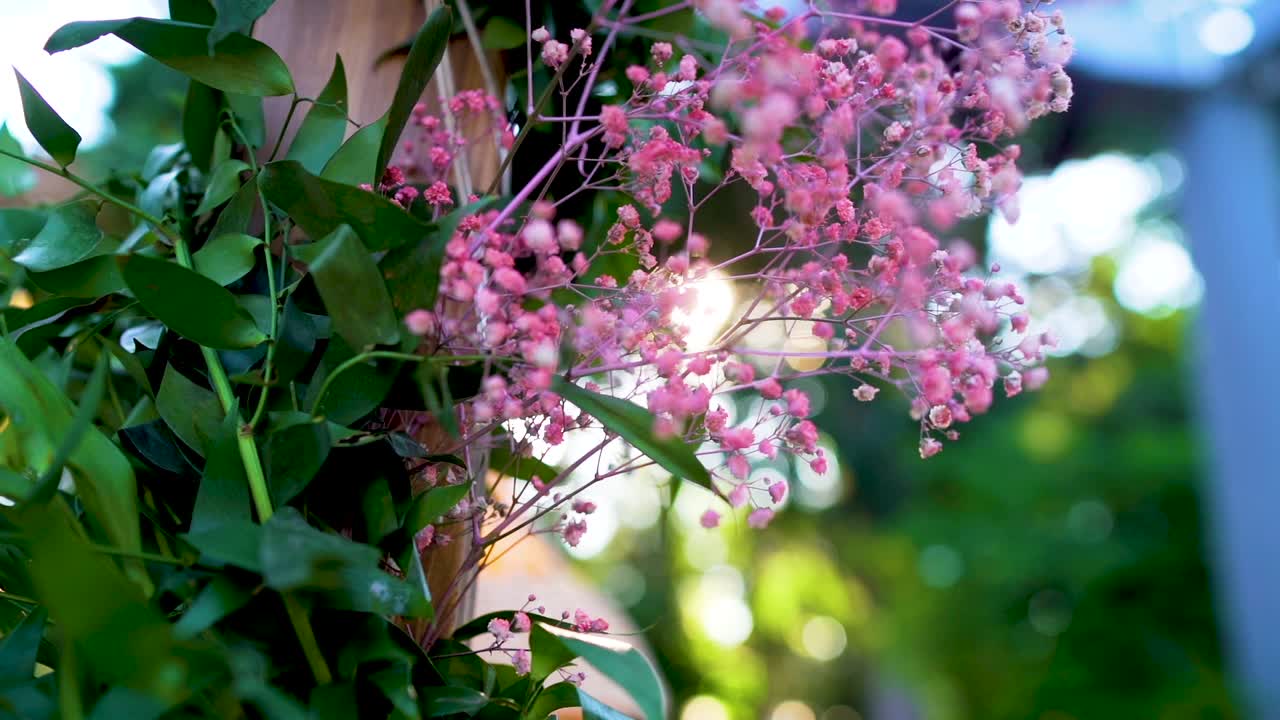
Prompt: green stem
<box><xmin>224</xmin><ymin>114</ymin><xmax>281</xmax><ymax>430</ymax></box>
<box><xmin>283</xmin><ymin>594</ymin><xmax>332</xmax><ymax>685</ymax></box>
<box><xmin>267</xmin><ymin>95</ymin><xmax>304</xmax><ymax>163</ymax></box>
<box><xmin>171</xmin><ymin>238</ymin><xmax>274</xmax><ymax>522</ymax></box>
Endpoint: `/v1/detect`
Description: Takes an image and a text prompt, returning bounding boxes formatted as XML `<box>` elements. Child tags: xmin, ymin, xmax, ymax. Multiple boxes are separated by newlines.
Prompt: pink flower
<box><xmin>700</xmin><ymin>509</ymin><xmax>722</xmax><ymax>528</ymax></box>
<box><xmin>488</xmin><ymin>618</ymin><xmax>512</xmax><ymax>642</ymax></box>
<box><xmin>768</xmin><ymin>481</ymin><xmax>788</xmax><ymax>505</ymax></box>
<box><xmin>513</xmin><ymin>649</ymin><xmax>531</xmax><ymax>676</ymax></box>
<box><xmin>404</xmin><ymin>310</ymin><xmax>437</xmax><ymax>337</ymax></box>
<box><xmin>757</xmin><ymin>378</ymin><xmax>783</xmax><ymax>400</ymax></box>
<box><xmin>747</xmin><ymin>508</ymin><xmax>775</xmax><ymax>529</ymax></box>
<box><xmin>513</xmin><ymin>612</ymin><xmax>532</xmax><ymax>633</ymax></box>
<box><xmin>563</xmin><ymin>519</ymin><xmax>587</xmax><ymax>547</ymax></box>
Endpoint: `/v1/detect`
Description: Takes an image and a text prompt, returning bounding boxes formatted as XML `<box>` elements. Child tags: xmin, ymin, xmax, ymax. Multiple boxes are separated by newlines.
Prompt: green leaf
<box><xmin>27</xmin><ymin>255</ymin><xmax>125</xmax><ymax>298</ymax></box>
<box><xmin>321</xmin><ymin>116</ymin><xmax>384</xmax><ymax>186</ymax></box>
<box><xmin>11</xmin><ymin>199</ymin><xmax>104</xmax><ymax>272</ymax></box>
<box><xmin>402</xmin><ymin>483</ymin><xmax>469</xmax><ymax>535</ymax></box>
<box><xmin>376</xmin><ymin>5</ymin><xmax>451</xmax><ymax>181</ymax></box>
<box><xmin>156</xmin><ymin>364</ymin><xmax>223</xmax><ymax>455</ymax></box>
<box><xmin>183</xmin><ymin>82</ymin><xmax>222</xmax><ymax>172</ymax></box>
<box><xmin>0</xmin><ymin>340</ymin><xmax>141</xmax><ymax>557</ymax></box>
<box><xmin>528</xmin><ymin>623</ymin><xmax>578</xmax><ymax>682</ymax></box>
<box><xmin>173</xmin><ymin>576</ymin><xmax>253</xmax><ymax>639</ymax></box>
<box><xmin>532</xmin><ymin>623</ymin><xmax>665</xmax><ymax>720</ymax></box>
<box><xmin>210</xmin><ymin>0</ymin><xmax>277</xmax><ymax>52</ymax></box>
<box><xmin>287</xmin><ymin>56</ymin><xmax>348</xmax><ymax>174</ymax></box>
<box><xmin>305</xmin><ymin>337</ymin><xmax>398</xmax><ymax>425</ymax></box>
<box><xmin>209</xmin><ymin>175</ymin><xmax>258</xmax><ymax>237</ymax></box>
<box><xmin>308</xmin><ymin>224</ymin><xmax>400</xmax><ymax>349</ymax></box>
<box><xmin>189</xmin><ymin>402</ymin><xmax>252</xmax><ymax>533</ymax></box>
<box><xmin>262</xmin><ymin>412</ymin><xmax>331</xmax><ymax>505</ymax></box>
<box><xmin>552</xmin><ymin>376</ymin><xmax>711</xmax><ymax>490</ymax></box>
<box><xmin>362</xmin><ymin>477</ymin><xmax>398</xmax><ymax>545</ymax></box>
<box><xmin>259</xmin><ymin>160</ymin><xmax>431</xmax><ymax>251</ymax></box>
<box><xmin>260</xmin><ymin>508</ymin><xmax>432</xmax><ymax>617</ymax></box>
<box><xmin>369</xmin><ymin>664</ymin><xmax>422</xmax><ymax>719</ymax></box>
<box><xmin>193</xmin><ymin>231</ymin><xmax>261</xmax><ymax>285</ymax></box>
<box><xmin>195</xmin><ymin>158</ymin><xmax>249</xmax><ymax>216</ymax></box>
<box><xmin>226</xmin><ymin>92</ymin><xmax>266</xmax><ymax>148</ymax></box>
<box><xmin>87</xmin><ymin>687</ymin><xmax>170</xmax><ymax>720</ymax></box>
<box><xmin>120</xmin><ymin>253</ymin><xmax>268</xmax><ymax>349</ymax></box>
<box><xmin>421</xmin><ymin>686</ymin><xmax>489</xmax><ymax>717</ymax></box>
<box><xmin>45</xmin><ymin>18</ymin><xmax>294</xmax><ymax>96</ymax></box>
<box><xmin>0</xmin><ymin>123</ymin><xmax>36</xmax><ymax>196</ymax></box>
<box><xmin>12</xmin><ymin>70</ymin><xmax>80</xmax><ymax>167</ymax></box>
<box><xmin>482</xmin><ymin>16</ymin><xmax>526</xmax><ymax>50</ymax></box>
<box><xmin>0</xmin><ymin>607</ymin><xmax>47</xmax><ymax>683</ymax></box>
<box><xmin>183</xmin><ymin>520</ymin><xmax>264</xmax><ymax>572</ymax></box>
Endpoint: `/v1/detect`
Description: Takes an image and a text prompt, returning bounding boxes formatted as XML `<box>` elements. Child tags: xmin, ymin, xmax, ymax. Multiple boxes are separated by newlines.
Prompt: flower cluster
<box><xmin>382</xmin><ymin>0</ymin><xmax>1072</xmax><ymax>643</ymax></box>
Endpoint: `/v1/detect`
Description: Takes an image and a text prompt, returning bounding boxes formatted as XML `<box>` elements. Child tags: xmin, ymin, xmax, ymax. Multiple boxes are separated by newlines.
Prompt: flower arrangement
<box><xmin>0</xmin><ymin>0</ymin><xmax>1071</xmax><ymax>716</ymax></box>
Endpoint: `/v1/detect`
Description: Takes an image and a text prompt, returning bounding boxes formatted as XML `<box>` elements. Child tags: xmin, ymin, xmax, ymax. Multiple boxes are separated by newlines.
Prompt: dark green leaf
<box><xmin>321</xmin><ymin>116</ymin><xmax>384</xmax><ymax>186</ymax></box>
<box><xmin>226</xmin><ymin>92</ymin><xmax>266</xmax><ymax>148</ymax></box>
<box><xmin>552</xmin><ymin>376</ymin><xmax>711</xmax><ymax>489</ymax></box>
<box><xmin>195</xmin><ymin>158</ymin><xmax>249</xmax><ymax>216</ymax></box>
<box><xmin>310</xmin><ymin>684</ymin><xmax>360</xmax><ymax>720</ymax></box>
<box><xmin>183</xmin><ymin>82</ymin><xmax>222</xmax><ymax>172</ymax></box>
<box><xmin>45</xmin><ymin>18</ymin><xmax>294</xmax><ymax>96</ymax></box>
<box><xmin>210</xmin><ymin>0</ymin><xmax>276</xmax><ymax>53</ymax></box>
<box><xmin>0</xmin><ymin>123</ymin><xmax>36</xmax><ymax>196</ymax></box>
<box><xmin>259</xmin><ymin>508</ymin><xmax>432</xmax><ymax>617</ymax></box>
<box><xmin>169</xmin><ymin>0</ymin><xmax>216</xmax><ymax>24</ymax></box>
<box><xmin>13</xmin><ymin>69</ymin><xmax>80</xmax><ymax>167</ymax></box>
<box><xmin>193</xmin><ymin>231</ymin><xmax>261</xmax><ymax>285</ymax></box>
<box><xmin>259</xmin><ymin>160</ymin><xmax>431</xmax><ymax>251</ymax></box>
<box><xmin>305</xmin><ymin>337</ymin><xmax>398</xmax><ymax>425</ymax></box>
<box><xmin>173</xmin><ymin>576</ymin><xmax>254</xmax><ymax>639</ymax></box>
<box><xmin>156</xmin><ymin>364</ymin><xmax>223</xmax><ymax>455</ymax></box>
<box><xmin>287</xmin><ymin>56</ymin><xmax>348</xmax><ymax>174</ymax></box>
<box><xmin>11</xmin><ymin>199</ymin><xmax>103</xmax><ymax>272</ymax></box>
<box><xmin>363</xmin><ymin>477</ymin><xmax>398</xmax><ymax>545</ymax></box>
<box><xmin>209</xmin><ymin>175</ymin><xmax>258</xmax><ymax>237</ymax></box>
<box><xmin>184</xmin><ymin>519</ymin><xmax>265</xmax><ymax>572</ymax></box>
<box><xmin>402</xmin><ymin>483</ymin><xmax>469</xmax><ymax>535</ymax></box>
<box><xmin>369</xmin><ymin>664</ymin><xmax>422</xmax><ymax>719</ymax></box>
<box><xmin>120</xmin><ymin>253</ymin><xmax>268</xmax><ymax>349</ymax></box>
<box><xmin>308</xmin><ymin>224</ymin><xmax>400</xmax><ymax>349</ymax></box>
<box><xmin>421</xmin><ymin>686</ymin><xmax>489</xmax><ymax>717</ymax></box>
<box><xmin>376</xmin><ymin>6</ymin><xmax>452</xmax><ymax>181</ymax></box>
<box><xmin>27</xmin><ymin>255</ymin><xmax>124</xmax><ymax>298</ymax></box>
<box><xmin>0</xmin><ymin>607</ymin><xmax>46</xmax><ymax>683</ymax></box>
<box><xmin>189</xmin><ymin>401</ymin><xmax>252</xmax><ymax>533</ymax></box>
<box><xmin>482</xmin><ymin>16</ymin><xmax>526</xmax><ymax>50</ymax></box>
<box><xmin>270</xmin><ymin>297</ymin><xmax>316</xmax><ymax>384</ymax></box>
<box><xmin>262</xmin><ymin>412</ymin><xmax>331</xmax><ymax>505</ymax></box>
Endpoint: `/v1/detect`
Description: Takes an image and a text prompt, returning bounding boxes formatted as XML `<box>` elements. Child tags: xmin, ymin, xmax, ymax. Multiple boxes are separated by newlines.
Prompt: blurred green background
<box><xmin>0</xmin><ymin>0</ymin><xmax>1261</xmax><ymax>718</ymax></box>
